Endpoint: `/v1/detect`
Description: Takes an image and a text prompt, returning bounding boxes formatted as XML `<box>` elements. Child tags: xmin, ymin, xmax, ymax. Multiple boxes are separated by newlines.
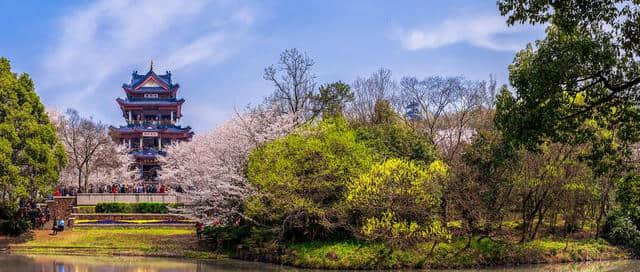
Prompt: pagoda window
<box><xmin>143</xmin><ymin>137</ymin><xmax>156</xmax><ymax>150</ymax></box>
<box><xmin>131</xmin><ymin>138</ymin><xmax>140</xmax><ymax>149</ymax></box>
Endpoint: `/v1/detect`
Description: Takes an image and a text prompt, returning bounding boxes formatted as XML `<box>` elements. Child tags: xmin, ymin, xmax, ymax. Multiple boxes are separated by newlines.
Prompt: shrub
<box><xmin>355</xmin><ymin>122</ymin><xmax>436</xmax><ymax>166</ymax></box>
<box><xmin>135</xmin><ymin>202</ymin><xmax>169</xmax><ymax>213</ymax></box>
<box><xmin>0</xmin><ymin>203</ymin><xmax>34</xmax><ymax>236</ymax></box>
<box><xmin>75</xmin><ymin>206</ymin><xmax>95</xmax><ymax>213</ymax></box>
<box><xmin>95</xmin><ymin>202</ymin><xmax>131</xmax><ymax>213</ymax></box>
<box><xmin>94</xmin><ymin>202</ymin><xmax>168</xmax><ymax>213</ymax></box>
<box><xmin>346</xmin><ymin>158</ymin><xmax>449</xmax><ymax>249</ymax></box>
<box><xmin>617</xmin><ymin>174</ymin><xmax>640</xmax><ymax>225</ymax></box>
<box><xmin>246</xmin><ymin>117</ymin><xmax>377</xmax><ymax>242</ymax></box>
<box><xmin>0</xmin><ymin>219</ymin><xmax>32</xmax><ymax>236</ymax></box>
<box><xmin>202</xmin><ymin>224</ymin><xmax>251</xmax><ymax>250</ymax></box>
<box><xmin>602</xmin><ymin>210</ymin><xmax>640</xmax><ymax>256</ymax></box>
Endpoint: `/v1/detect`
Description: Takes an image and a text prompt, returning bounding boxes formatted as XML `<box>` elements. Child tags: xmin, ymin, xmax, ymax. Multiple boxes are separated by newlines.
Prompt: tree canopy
<box><xmin>496</xmin><ymin>1</ymin><xmax>640</xmax><ymax>149</ymax></box>
<box><xmin>0</xmin><ymin>57</ymin><xmax>66</xmax><ymax>207</ymax></box>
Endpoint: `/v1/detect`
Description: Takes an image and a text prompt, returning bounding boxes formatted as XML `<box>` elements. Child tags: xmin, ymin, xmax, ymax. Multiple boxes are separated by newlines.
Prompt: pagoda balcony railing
<box><xmin>129</xmin><ymin>148</ymin><xmax>167</xmax><ymax>156</ymax></box>
<box><xmin>127</xmin><ymin>121</ymin><xmax>177</xmax><ymax>128</ymax></box>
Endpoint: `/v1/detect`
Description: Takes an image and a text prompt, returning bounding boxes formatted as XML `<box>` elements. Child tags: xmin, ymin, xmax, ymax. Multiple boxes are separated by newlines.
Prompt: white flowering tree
<box><xmin>159</xmin><ymin>105</ymin><xmax>298</xmax><ymax>223</ymax></box>
<box><xmin>47</xmin><ymin>108</ymin><xmax>136</xmax><ymax>190</ymax></box>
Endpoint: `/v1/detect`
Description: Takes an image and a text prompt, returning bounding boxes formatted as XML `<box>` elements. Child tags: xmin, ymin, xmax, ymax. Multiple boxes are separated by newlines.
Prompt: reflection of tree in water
<box><xmin>5</xmin><ymin>254</ymin><xmax>640</xmax><ymax>272</ymax></box>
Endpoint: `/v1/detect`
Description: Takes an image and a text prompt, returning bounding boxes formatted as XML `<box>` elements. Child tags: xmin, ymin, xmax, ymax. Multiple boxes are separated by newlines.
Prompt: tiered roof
<box><xmin>110</xmin><ymin>62</ymin><xmax>193</xmax><ymax>142</ymax></box>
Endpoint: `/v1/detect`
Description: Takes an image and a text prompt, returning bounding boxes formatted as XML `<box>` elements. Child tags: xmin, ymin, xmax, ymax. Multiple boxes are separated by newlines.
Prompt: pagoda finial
<box><xmin>149</xmin><ymin>60</ymin><xmax>154</xmax><ymax>72</ymax></box>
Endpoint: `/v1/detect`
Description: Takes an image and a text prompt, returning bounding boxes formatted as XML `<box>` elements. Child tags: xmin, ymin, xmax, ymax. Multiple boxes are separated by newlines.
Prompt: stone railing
<box><xmin>76</xmin><ymin>193</ymin><xmax>186</xmax><ymax>205</ymax></box>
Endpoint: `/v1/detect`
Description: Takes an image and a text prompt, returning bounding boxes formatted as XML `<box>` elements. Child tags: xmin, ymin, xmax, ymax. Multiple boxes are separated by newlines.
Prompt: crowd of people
<box><xmin>53</xmin><ymin>183</ymin><xmax>173</xmax><ymax>196</ymax></box>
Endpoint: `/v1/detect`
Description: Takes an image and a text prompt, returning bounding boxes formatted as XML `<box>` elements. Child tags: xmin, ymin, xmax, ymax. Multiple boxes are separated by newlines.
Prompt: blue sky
<box><xmin>0</xmin><ymin>0</ymin><xmax>544</xmax><ymax>131</ymax></box>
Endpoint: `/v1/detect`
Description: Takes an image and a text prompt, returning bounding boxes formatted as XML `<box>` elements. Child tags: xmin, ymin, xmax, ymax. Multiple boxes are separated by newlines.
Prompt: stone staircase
<box><xmin>71</xmin><ymin>213</ymin><xmax>194</xmax><ymax>228</ymax></box>
<box><xmin>47</xmin><ymin>195</ymin><xmax>194</xmax><ymax>228</ymax></box>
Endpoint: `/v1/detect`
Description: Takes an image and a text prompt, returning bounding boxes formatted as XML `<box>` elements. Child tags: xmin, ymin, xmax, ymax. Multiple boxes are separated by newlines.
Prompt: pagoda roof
<box><xmin>123</xmin><ymin>62</ymin><xmax>178</xmax><ymax>91</ymax></box>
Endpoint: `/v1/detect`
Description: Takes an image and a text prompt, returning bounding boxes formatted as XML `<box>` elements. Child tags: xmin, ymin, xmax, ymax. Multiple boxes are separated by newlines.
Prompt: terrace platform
<box><xmin>76</xmin><ymin>193</ymin><xmax>186</xmax><ymax>205</ymax></box>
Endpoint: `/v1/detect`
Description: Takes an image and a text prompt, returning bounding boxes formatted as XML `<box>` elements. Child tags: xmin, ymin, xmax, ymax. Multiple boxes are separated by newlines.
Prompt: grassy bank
<box><xmin>5</xmin><ymin>227</ymin><xmax>631</xmax><ymax>269</ymax></box>
<box><xmin>7</xmin><ymin>227</ymin><xmax>217</xmax><ymax>259</ymax></box>
<box><xmin>278</xmin><ymin>237</ymin><xmax>630</xmax><ymax>270</ymax></box>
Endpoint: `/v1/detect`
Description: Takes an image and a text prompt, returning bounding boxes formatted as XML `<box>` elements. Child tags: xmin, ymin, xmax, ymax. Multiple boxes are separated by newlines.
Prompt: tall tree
<box><xmin>312</xmin><ymin>81</ymin><xmax>353</xmax><ymax>118</ymax></box>
<box><xmin>49</xmin><ymin>109</ymin><xmax>121</xmax><ymax>190</ymax></box>
<box><xmin>346</xmin><ymin>68</ymin><xmax>398</xmax><ymax>124</ymax></box>
<box><xmin>400</xmin><ymin>75</ymin><xmax>496</xmax><ymax>161</ymax></box>
<box><xmin>159</xmin><ymin>105</ymin><xmax>298</xmax><ymax>223</ymax></box>
<box><xmin>264</xmin><ymin>48</ymin><xmax>316</xmax><ymax>117</ymax></box>
<box><xmin>0</xmin><ymin>57</ymin><xmax>66</xmax><ymax>205</ymax></box>
<box><xmin>496</xmin><ymin>1</ymin><xmax>640</xmax><ymax>148</ymax></box>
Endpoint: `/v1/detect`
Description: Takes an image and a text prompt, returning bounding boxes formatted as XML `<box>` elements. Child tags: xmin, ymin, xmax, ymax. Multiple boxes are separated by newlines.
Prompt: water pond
<box><xmin>1</xmin><ymin>254</ymin><xmax>639</xmax><ymax>272</ymax></box>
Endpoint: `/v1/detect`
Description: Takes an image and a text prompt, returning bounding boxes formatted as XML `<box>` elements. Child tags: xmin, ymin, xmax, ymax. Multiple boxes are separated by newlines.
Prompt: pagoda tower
<box><xmin>110</xmin><ymin>62</ymin><xmax>193</xmax><ymax>181</ymax></box>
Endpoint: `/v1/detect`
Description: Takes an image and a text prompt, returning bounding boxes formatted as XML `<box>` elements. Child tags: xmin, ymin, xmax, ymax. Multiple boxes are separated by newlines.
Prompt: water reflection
<box><xmin>1</xmin><ymin>254</ymin><xmax>639</xmax><ymax>272</ymax></box>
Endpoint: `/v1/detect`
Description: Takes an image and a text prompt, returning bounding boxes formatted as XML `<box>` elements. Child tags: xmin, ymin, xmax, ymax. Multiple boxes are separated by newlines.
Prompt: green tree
<box><xmin>0</xmin><ymin>57</ymin><xmax>66</xmax><ymax>211</ymax></box>
<box><xmin>346</xmin><ymin>158</ymin><xmax>449</xmax><ymax>249</ymax></box>
<box><xmin>355</xmin><ymin>100</ymin><xmax>436</xmax><ymax>166</ymax></box>
<box><xmin>496</xmin><ymin>1</ymin><xmax>640</xmax><ymax>148</ymax></box>
<box><xmin>312</xmin><ymin>81</ymin><xmax>353</xmax><ymax>117</ymax></box>
<box><xmin>245</xmin><ymin>117</ymin><xmax>377</xmax><ymax>242</ymax></box>
<box><xmin>617</xmin><ymin>175</ymin><xmax>640</xmax><ymax>225</ymax></box>
<box><xmin>448</xmin><ymin>127</ymin><xmax>518</xmax><ymax>239</ymax></box>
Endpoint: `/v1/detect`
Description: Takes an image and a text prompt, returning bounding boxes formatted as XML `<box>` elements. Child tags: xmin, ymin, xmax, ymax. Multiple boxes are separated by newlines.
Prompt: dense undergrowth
<box><xmin>279</xmin><ymin>237</ymin><xmax>627</xmax><ymax>270</ymax></box>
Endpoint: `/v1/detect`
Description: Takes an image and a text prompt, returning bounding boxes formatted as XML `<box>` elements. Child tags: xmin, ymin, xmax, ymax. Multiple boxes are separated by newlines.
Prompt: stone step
<box><xmin>73</xmin><ymin>223</ymin><xmax>194</xmax><ymax>228</ymax></box>
<box><xmin>72</xmin><ymin>213</ymin><xmax>188</xmax><ymax>221</ymax></box>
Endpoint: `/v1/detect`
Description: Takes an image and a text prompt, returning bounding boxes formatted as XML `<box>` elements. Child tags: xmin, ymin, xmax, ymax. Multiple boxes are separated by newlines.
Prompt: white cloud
<box><xmin>38</xmin><ymin>0</ymin><xmax>257</xmax><ymax>125</ymax></box>
<box><xmin>394</xmin><ymin>15</ymin><xmax>536</xmax><ymax>52</ymax></box>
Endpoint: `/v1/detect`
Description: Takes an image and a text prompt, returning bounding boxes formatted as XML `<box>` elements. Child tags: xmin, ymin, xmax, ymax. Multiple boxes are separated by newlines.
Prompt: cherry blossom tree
<box><xmin>159</xmin><ymin>105</ymin><xmax>298</xmax><ymax>223</ymax></box>
<box><xmin>47</xmin><ymin>108</ymin><xmax>136</xmax><ymax>190</ymax></box>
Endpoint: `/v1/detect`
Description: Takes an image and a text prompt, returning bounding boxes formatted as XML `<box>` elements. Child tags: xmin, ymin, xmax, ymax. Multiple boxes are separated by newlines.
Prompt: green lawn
<box><xmin>10</xmin><ymin>227</ymin><xmax>217</xmax><ymax>259</ymax></box>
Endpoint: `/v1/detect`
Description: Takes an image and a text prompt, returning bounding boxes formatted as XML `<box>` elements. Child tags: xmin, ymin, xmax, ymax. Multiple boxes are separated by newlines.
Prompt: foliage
<box><xmin>0</xmin><ymin>57</ymin><xmax>66</xmax><ymax>205</ymax></box>
<box><xmin>48</xmin><ymin>109</ymin><xmax>133</xmax><ymax>190</ymax></box>
<box><xmin>360</xmin><ymin>212</ymin><xmax>449</xmax><ymax>250</ymax></box>
<box><xmin>160</xmin><ymin>105</ymin><xmax>297</xmax><ymax>223</ymax></box>
<box><xmin>346</xmin><ymin>68</ymin><xmax>398</xmax><ymax>124</ymax></box>
<box><xmin>346</xmin><ymin>158</ymin><xmax>448</xmax><ymax>249</ymax></box>
<box><xmin>616</xmin><ymin>174</ymin><xmax>640</xmax><ymax>225</ymax></box>
<box><xmin>246</xmin><ymin>117</ymin><xmax>377</xmax><ymax>242</ymax></box>
<box><xmin>94</xmin><ymin>202</ymin><xmax>168</xmax><ymax>214</ymax></box>
<box><xmin>399</xmin><ymin>75</ymin><xmax>496</xmax><ymax>160</ymax></box>
<box><xmin>602</xmin><ymin>210</ymin><xmax>640</xmax><ymax>256</ymax></box>
<box><xmin>312</xmin><ymin>81</ymin><xmax>353</xmax><ymax>118</ymax></box>
<box><xmin>264</xmin><ymin>48</ymin><xmax>316</xmax><ymax>117</ymax></box>
<box><xmin>495</xmin><ymin>2</ymin><xmax>640</xmax><ymax>184</ymax></box>
<box><xmin>355</xmin><ymin>119</ymin><xmax>436</xmax><ymax>166</ymax></box>
<box><xmin>281</xmin><ymin>237</ymin><xmax>626</xmax><ymax>270</ymax></box>
<box><xmin>0</xmin><ymin>218</ymin><xmax>31</xmax><ymax>236</ymax></box>
<box><xmin>446</xmin><ymin>127</ymin><xmax>518</xmax><ymax>235</ymax></box>
<box><xmin>201</xmin><ymin>224</ymin><xmax>251</xmax><ymax>250</ymax></box>
<box><xmin>75</xmin><ymin>206</ymin><xmax>95</xmax><ymax>213</ymax></box>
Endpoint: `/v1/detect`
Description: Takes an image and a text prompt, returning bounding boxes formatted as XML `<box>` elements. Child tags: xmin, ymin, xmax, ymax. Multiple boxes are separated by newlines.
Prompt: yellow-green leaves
<box><xmin>573</xmin><ymin>91</ymin><xmax>586</xmax><ymax>106</ymax></box>
<box><xmin>346</xmin><ymin>158</ymin><xmax>446</xmax><ymax>249</ymax></box>
<box><xmin>360</xmin><ymin>211</ymin><xmax>450</xmax><ymax>249</ymax></box>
